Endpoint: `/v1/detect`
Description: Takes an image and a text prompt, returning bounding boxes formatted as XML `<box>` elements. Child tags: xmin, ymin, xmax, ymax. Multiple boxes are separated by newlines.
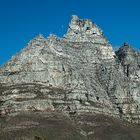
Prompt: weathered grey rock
<box><xmin>0</xmin><ymin>15</ymin><xmax>140</xmax><ymax>130</ymax></box>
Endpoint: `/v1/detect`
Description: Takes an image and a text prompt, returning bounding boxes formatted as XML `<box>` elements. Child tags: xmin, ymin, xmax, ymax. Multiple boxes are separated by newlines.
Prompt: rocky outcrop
<box><xmin>0</xmin><ymin>16</ymin><xmax>117</xmax><ymax>117</ymax></box>
<box><xmin>114</xmin><ymin>45</ymin><xmax>140</xmax><ymax>123</ymax></box>
<box><xmin>0</xmin><ymin>15</ymin><xmax>140</xmax><ymax>139</ymax></box>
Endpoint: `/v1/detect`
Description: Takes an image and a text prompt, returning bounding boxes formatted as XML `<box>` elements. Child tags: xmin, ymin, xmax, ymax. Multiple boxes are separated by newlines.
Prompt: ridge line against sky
<box><xmin>0</xmin><ymin>0</ymin><xmax>140</xmax><ymax>65</ymax></box>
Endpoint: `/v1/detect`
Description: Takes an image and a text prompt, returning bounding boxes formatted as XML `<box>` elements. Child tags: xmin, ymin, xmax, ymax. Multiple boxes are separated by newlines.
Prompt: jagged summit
<box><xmin>24</xmin><ymin>15</ymin><xmax>111</xmax><ymax>48</ymax></box>
<box><xmin>64</xmin><ymin>15</ymin><xmax>109</xmax><ymax>44</ymax></box>
<box><xmin>28</xmin><ymin>15</ymin><xmax>109</xmax><ymax>45</ymax></box>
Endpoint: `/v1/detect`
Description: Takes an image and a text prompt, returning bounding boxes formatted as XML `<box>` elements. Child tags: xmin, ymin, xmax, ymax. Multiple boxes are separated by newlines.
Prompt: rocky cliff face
<box><xmin>0</xmin><ymin>15</ymin><xmax>140</xmax><ymax>140</ymax></box>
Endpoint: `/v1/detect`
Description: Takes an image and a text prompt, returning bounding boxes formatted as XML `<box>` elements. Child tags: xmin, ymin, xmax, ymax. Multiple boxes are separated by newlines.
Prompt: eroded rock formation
<box><xmin>0</xmin><ymin>15</ymin><xmax>140</xmax><ymax>140</ymax></box>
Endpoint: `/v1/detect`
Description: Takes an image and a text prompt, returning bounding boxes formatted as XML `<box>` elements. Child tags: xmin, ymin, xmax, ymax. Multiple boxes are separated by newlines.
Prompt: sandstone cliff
<box><xmin>0</xmin><ymin>15</ymin><xmax>140</xmax><ymax>140</ymax></box>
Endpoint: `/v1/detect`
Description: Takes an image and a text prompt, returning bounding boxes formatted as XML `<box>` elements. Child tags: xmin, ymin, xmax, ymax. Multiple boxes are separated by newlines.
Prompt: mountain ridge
<box><xmin>0</xmin><ymin>15</ymin><xmax>140</xmax><ymax>140</ymax></box>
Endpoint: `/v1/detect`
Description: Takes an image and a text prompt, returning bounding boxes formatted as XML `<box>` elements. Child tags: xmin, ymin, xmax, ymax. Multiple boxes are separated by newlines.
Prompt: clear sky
<box><xmin>0</xmin><ymin>0</ymin><xmax>140</xmax><ymax>64</ymax></box>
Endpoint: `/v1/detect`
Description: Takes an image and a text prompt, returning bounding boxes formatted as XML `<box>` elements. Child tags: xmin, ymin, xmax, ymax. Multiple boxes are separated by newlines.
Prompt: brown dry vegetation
<box><xmin>0</xmin><ymin>112</ymin><xmax>140</xmax><ymax>140</ymax></box>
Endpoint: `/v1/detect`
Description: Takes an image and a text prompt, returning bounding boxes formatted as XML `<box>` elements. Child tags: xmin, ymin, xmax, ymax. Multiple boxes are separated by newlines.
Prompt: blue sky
<box><xmin>0</xmin><ymin>0</ymin><xmax>140</xmax><ymax>64</ymax></box>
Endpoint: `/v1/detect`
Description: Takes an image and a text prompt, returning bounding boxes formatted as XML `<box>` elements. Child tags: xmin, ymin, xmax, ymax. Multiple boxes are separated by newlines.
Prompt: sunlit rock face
<box><xmin>0</xmin><ymin>15</ymin><xmax>140</xmax><ymax>132</ymax></box>
<box><xmin>65</xmin><ymin>15</ymin><xmax>108</xmax><ymax>43</ymax></box>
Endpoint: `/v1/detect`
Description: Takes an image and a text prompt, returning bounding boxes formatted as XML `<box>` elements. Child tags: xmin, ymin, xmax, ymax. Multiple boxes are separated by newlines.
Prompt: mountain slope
<box><xmin>0</xmin><ymin>15</ymin><xmax>140</xmax><ymax>140</ymax></box>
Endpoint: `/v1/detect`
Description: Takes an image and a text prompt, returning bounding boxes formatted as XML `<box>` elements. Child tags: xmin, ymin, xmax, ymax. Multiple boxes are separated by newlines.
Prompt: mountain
<box><xmin>0</xmin><ymin>15</ymin><xmax>140</xmax><ymax>140</ymax></box>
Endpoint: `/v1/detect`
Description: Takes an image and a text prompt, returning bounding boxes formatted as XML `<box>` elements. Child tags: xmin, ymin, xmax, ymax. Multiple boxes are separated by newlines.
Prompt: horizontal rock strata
<box><xmin>0</xmin><ymin>15</ymin><xmax>140</xmax><ymax>129</ymax></box>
